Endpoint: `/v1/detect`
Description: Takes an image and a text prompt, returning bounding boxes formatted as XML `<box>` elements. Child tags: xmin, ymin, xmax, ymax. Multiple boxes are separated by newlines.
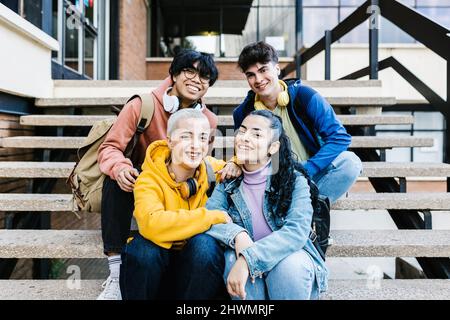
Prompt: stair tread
<box><xmin>0</xmin><ymin>136</ymin><xmax>434</xmax><ymax>149</ymax></box>
<box><xmin>0</xmin><ymin>161</ymin><xmax>449</xmax><ymax>178</ymax></box>
<box><xmin>2</xmin><ymin>192</ymin><xmax>450</xmax><ymax>211</ymax></box>
<box><xmin>1</xmin><ymin>279</ymin><xmax>447</xmax><ymax>300</ymax></box>
<box><xmin>52</xmin><ymin>79</ymin><xmax>383</xmax><ymax>88</ymax></box>
<box><xmin>324</xmin><ymin>279</ymin><xmax>450</xmax><ymax>300</ymax></box>
<box><xmin>20</xmin><ymin>114</ymin><xmax>415</xmax><ymax>127</ymax></box>
<box><xmin>333</xmin><ymin>192</ymin><xmax>450</xmax><ymax>210</ymax></box>
<box><xmin>35</xmin><ymin>96</ymin><xmax>396</xmax><ymax>107</ymax></box>
<box><xmin>1</xmin><ymin>229</ymin><xmax>449</xmax><ymax>259</ymax></box>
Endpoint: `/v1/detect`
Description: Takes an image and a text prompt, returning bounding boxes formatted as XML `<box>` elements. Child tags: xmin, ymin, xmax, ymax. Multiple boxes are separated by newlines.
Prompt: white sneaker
<box><xmin>97</xmin><ymin>276</ymin><xmax>122</xmax><ymax>300</ymax></box>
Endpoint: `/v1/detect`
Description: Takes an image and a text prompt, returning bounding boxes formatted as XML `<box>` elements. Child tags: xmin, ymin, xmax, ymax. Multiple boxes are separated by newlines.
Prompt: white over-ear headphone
<box><xmin>163</xmin><ymin>87</ymin><xmax>202</xmax><ymax>114</ymax></box>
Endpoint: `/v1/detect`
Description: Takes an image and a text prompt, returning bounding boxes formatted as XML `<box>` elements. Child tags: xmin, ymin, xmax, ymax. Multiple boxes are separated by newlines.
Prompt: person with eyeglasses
<box><xmin>96</xmin><ymin>50</ymin><xmax>241</xmax><ymax>300</ymax></box>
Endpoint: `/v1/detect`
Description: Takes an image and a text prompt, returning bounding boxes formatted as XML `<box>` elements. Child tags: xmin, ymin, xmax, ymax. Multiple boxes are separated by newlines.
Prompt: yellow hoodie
<box><xmin>133</xmin><ymin>140</ymin><xmax>228</xmax><ymax>249</ymax></box>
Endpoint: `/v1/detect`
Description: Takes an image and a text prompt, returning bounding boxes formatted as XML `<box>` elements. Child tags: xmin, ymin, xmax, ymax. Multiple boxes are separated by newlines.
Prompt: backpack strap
<box><xmin>124</xmin><ymin>93</ymin><xmax>155</xmax><ymax>158</ymax></box>
<box><xmin>204</xmin><ymin>158</ymin><xmax>217</xmax><ymax>197</ymax></box>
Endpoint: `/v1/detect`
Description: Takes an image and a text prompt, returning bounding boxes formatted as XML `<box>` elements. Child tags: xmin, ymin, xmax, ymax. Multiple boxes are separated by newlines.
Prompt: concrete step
<box><xmin>53</xmin><ymin>79</ymin><xmax>383</xmax><ymax>88</ymax></box>
<box><xmin>0</xmin><ymin>194</ymin><xmax>76</xmax><ymax>211</ymax></box>
<box><xmin>2</xmin><ymin>192</ymin><xmax>448</xmax><ymax>212</ymax></box>
<box><xmin>0</xmin><ymin>136</ymin><xmax>434</xmax><ymax>150</ymax></box>
<box><xmin>361</xmin><ymin>162</ymin><xmax>450</xmax><ymax>178</ymax></box>
<box><xmin>1</xmin><ymin>279</ymin><xmax>448</xmax><ymax>300</ymax></box>
<box><xmin>323</xmin><ymin>279</ymin><xmax>450</xmax><ymax>300</ymax></box>
<box><xmin>20</xmin><ymin>114</ymin><xmax>414</xmax><ymax>127</ymax></box>
<box><xmin>333</xmin><ymin>192</ymin><xmax>450</xmax><ymax>210</ymax></box>
<box><xmin>35</xmin><ymin>96</ymin><xmax>396</xmax><ymax>108</ymax></box>
<box><xmin>1</xmin><ymin>229</ymin><xmax>449</xmax><ymax>259</ymax></box>
<box><xmin>0</xmin><ymin>162</ymin><xmax>74</xmax><ymax>178</ymax></box>
<box><xmin>1</xmin><ymin>162</ymin><xmax>449</xmax><ymax>179</ymax></box>
<box><xmin>50</xmin><ymin>80</ymin><xmax>385</xmax><ymax>101</ymax></box>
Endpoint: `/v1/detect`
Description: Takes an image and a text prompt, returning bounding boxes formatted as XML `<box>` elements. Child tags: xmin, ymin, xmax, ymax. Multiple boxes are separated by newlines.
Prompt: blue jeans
<box><xmin>224</xmin><ymin>249</ymin><xmax>319</xmax><ymax>300</ymax></box>
<box><xmin>120</xmin><ymin>233</ymin><xmax>227</xmax><ymax>300</ymax></box>
<box><xmin>310</xmin><ymin>151</ymin><xmax>362</xmax><ymax>203</ymax></box>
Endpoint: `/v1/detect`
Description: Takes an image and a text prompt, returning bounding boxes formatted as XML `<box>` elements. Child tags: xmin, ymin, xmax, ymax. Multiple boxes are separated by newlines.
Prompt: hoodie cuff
<box><xmin>304</xmin><ymin>161</ymin><xmax>320</xmax><ymax>179</ymax></box>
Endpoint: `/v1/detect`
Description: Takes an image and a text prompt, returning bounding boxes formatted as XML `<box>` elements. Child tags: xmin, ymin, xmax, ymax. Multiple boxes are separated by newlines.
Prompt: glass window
<box><xmin>339</xmin><ymin>7</ymin><xmax>368</xmax><ymax>43</ymax></box>
<box><xmin>303</xmin><ymin>8</ymin><xmax>338</xmax><ymax>45</ymax></box>
<box><xmin>22</xmin><ymin>0</ymin><xmax>43</xmax><ymax>29</ymax></box>
<box><xmin>85</xmin><ymin>29</ymin><xmax>95</xmax><ymax>79</ymax></box>
<box><xmin>379</xmin><ymin>17</ymin><xmax>415</xmax><ymax>43</ymax></box>
<box><xmin>64</xmin><ymin>0</ymin><xmax>80</xmax><ymax>72</ymax></box>
<box><xmin>414</xmin><ymin>112</ymin><xmax>444</xmax><ymax>130</ymax></box>
<box><xmin>52</xmin><ymin>0</ymin><xmax>58</xmax><ymax>59</ymax></box>
<box><xmin>258</xmin><ymin>7</ymin><xmax>295</xmax><ymax>56</ymax></box>
<box><xmin>396</xmin><ymin>0</ymin><xmax>416</xmax><ymax>7</ymax></box>
<box><xmin>303</xmin><ymin>0</ymin><xmax>338</xmax><ymax>6</ymax></box>
<box><xmin>186</xmin><ymin>35</ymin><xmax>216</xmax><ymax>55</ymax></box>
<box><xmin>259</xmin><ymin>0</ymin><xmax>295</xmax><ymax>5</ymax></box>
<box><xmin>339</xmin><ymin>0</ymin><xmax>365</xmax><ymax>6</ymax></box>
<box><xmin>224</xmin><ymin>6</ymin><xmax>258</xmax><ymax>57</ymax></box>
<box><xmin>416</xmin><ymin>0</ymin><xmax>450</xmax><ymax>7</ymax></box>
<box><xmin>417</xmin><ymin>7</ymin><xmax>450</xmax><ymax>28</ymax></box>
<box><xmin>0</xmin><ymin>0</ymin><xmax>18</xmax><ymax>12</ymax></box>
<box><xmin>414</xmin><ymin>131</ymin><xmax>443</xmax><ymax>163</ymax></box>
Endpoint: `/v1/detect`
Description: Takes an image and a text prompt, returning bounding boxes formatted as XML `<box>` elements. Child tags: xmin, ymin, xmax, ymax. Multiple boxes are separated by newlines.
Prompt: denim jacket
<box><xmin>205</xmin><ymin>168</ymin><xmax>329</xmax><ymax>293</ymax></box>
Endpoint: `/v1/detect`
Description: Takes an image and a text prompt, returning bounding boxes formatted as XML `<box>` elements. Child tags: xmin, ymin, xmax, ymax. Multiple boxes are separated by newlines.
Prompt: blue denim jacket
<box><xmin>205</xmin><ymin>168</ymin><xmax>329</xmax><ymax>293</ymax></box>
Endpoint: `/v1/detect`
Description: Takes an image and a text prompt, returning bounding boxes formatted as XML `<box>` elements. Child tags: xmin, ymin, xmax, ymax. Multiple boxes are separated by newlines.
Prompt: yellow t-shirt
<box><xmin>272</xmin><ymin>106</ymin><xmax>310</xmax><ymax>162</ymax></box>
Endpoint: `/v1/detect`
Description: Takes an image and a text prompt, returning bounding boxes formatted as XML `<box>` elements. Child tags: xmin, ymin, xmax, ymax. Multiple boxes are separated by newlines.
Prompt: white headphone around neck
<box><xmin>163</xmin><ymin>87</ymin><xmax>202</xmax><ymax>114</ymax></box>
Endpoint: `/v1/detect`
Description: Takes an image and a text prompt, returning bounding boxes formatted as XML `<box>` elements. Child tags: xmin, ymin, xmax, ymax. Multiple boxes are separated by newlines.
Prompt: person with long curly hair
<box><xmin>234</xmin><ymin>41</ymin><xmax>362</xmax><ymax>204</ymax></box>
<box><xmin>205</xmin><ymin>110</ymin><xmax>328</xmax><ymax>300</ymax></box>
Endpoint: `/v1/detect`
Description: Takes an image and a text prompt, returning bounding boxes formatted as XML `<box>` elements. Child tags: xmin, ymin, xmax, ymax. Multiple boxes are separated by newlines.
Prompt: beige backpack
<box><xmin>67</xmin><ymin>94</ymin><xmax>155</xmax><ymax>213</ymax></box>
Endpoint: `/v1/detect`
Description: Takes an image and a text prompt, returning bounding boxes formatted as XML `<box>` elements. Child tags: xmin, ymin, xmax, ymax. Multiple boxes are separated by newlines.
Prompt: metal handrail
<box><xmin>339</xmin><ymin>56</ymin><xmax>447</xmax><ymax>115</ymax></box>
<box><xmin>280</xmin><ymin>0</ymin><xmax>450</xmax><ymax>279</ymax></box>
<box><xmin>281</xmin><ymin>0</ymin><xmax>450</xmax><ymax>78</ymax></box>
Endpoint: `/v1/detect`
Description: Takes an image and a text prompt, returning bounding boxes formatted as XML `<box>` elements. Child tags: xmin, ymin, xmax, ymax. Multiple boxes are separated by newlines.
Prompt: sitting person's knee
<box><xmin>339</xmin><ymin>151</ymin><xmax>363</xmax><ymax>177</ymax></box>
<box><xmin>185</xmin><ymin>234</ymin><xmax>224</xmax><ymax>265</ymax></box>
<box><xmin>125</xmin><ymin>235</ymin><xmax>167</xmax><ymax>267</ymax></box>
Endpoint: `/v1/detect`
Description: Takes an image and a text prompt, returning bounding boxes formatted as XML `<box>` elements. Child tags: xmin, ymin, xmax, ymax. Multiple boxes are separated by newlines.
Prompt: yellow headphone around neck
<box><xmin>167</xmin><ymin>165</ymin><xmax>201</xmax><ymax>200</ymax></box>
<box><xmin>254</xmin><ymin>80</ymin><xmax>290</xmax><ymax>110</ymax></box>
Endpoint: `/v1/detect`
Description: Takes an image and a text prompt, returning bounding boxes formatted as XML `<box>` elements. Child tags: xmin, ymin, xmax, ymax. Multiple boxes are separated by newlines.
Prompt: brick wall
<box><xmin>119</xmin><ymin>0</ymin><xmax>148</xmax><ymax>80</ymax></box>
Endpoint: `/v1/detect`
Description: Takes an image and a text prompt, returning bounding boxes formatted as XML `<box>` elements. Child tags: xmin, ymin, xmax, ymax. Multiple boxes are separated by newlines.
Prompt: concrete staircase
<box><xmin>0</xmin><ymin>79</ymin><xmax>449</xmax><ymax>300</ymax></box>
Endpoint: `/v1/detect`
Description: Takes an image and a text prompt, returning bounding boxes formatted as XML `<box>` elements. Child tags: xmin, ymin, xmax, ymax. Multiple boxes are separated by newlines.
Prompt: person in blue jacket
<box><xmin>233</xmin><ymin>41</ymin><xmax>362</xmax><ymax>203</ymax></box>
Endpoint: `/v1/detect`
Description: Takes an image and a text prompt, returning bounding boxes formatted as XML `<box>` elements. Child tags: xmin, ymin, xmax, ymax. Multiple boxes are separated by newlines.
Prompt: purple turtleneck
<box><xmin>242</xmin><ymin>161</ymin><xmax>273</xmax><ymax>241</ymax></box>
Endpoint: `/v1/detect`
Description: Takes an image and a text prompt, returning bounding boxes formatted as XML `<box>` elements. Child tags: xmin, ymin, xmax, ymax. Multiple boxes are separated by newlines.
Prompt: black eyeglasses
<box><xmin>182</xmin><ymin>68</ymin><xmax>211</xmax><ymax>85</ymax></box>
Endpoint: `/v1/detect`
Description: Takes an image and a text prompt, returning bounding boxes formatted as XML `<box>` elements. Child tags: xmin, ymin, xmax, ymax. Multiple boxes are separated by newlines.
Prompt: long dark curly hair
<box><xmin>246</xmin><ymin>110</ymin><xmax>303</xmax><ymax>218</ymax></box>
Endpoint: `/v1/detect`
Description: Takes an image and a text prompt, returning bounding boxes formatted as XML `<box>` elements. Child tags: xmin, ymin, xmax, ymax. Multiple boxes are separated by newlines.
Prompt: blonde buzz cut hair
<box><xmin>166</xmin><ymin>109</ymin><xmax>209</xmax><ymax>137</ymax></box>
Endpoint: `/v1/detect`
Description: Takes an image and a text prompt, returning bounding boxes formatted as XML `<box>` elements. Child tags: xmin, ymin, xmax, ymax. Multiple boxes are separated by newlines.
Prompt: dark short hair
<box><xmin>169</xmin><ymin>50</ymin><xmax>219</xmax><ymax>86</ymax></box>
<box><xmin>238</xmin><ymin>41</ymin><xmax>279</xmax><ymax>72</ymax></box>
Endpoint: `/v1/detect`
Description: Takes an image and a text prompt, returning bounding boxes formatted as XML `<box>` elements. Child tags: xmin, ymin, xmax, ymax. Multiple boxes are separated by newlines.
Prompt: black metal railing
<box><xmin>282</xmin><ymin>0</ymin><xmax>450</xmax><ymax>279</ymax></box>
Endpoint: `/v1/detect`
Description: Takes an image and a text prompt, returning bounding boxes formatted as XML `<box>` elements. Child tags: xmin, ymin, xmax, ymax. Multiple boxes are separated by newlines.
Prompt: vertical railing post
<box><xmin>324</xmin><ymin>30</ymin><xmax>331</xmax><ymax>80</ymax></box>
<box><xmin>446</xmin><ymin>59</ymin><xmax>450</xmax><ymax>192</ymax></box>
<box><xmin>256</xmin><ymin>3</ymin><xmax>260</xmax><ymax>42</ymax></box>
<box><xmin>295</xmin><ymin>0</ymin><xmax>303</xmax><ymax>79</ymax></box>
<box><xmin>369</xmin><ymin>0</ymin><xmax>379</xmax><ymax>79</ymax></box>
